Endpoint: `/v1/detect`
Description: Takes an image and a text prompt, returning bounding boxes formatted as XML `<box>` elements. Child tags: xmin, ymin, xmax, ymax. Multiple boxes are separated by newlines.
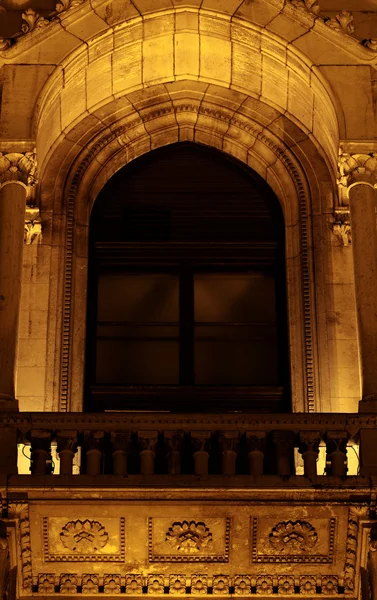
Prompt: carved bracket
<box><xmin>25</xmin><ymin>206</ymin><xmax>42</xmax><ymax>245</ymax></box>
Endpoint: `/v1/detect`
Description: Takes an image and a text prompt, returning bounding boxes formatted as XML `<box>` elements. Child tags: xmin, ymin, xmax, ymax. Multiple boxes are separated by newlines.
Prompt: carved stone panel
<box><xmin>148</xmin><ymin>517</ymin><xmax>230</xmax><ymax>562</ymax></box>
<box><xmin>43</xmin><ymin>517</ymin><xmax>125</xmax><ymax>562</ymax></box>
<box><xmin>252</xmin><ymin>517</ymin><xmax>336</xmax><ymax>563</ymax></box>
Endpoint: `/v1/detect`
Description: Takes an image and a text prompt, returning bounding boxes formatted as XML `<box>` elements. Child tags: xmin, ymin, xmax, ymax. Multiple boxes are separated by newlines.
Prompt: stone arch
<box><xmin>35</xmin><ymin>9</ymin><xmax>338</xmax><ymax>413</ymax></box>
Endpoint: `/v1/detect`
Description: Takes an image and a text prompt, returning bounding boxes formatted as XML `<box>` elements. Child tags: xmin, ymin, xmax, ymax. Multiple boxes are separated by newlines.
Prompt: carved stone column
<box><xmin>0</xmin><ymin>151</ymin><xmax>37</xmax><ymax>407</ymax></box>
<box><xmin>338</xmin><ymin>152</ymin><xmax>377</xmax><ymax>408</ymax></box>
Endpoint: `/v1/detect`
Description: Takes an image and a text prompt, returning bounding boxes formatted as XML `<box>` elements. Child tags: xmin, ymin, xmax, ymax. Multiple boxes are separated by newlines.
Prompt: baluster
<box><xmin>83</xmin><ymin>431</ymin><xmax>104</xmax><ymax>476</ymax></box>
<box><xmin>191</xmin><ymin>431</ymin><xmax>211</xmax><ymax>476</ymax></box>
<box><xmin>165</xmin><ymin>431</ymin><xmax>184</xmax><ymax>475</ymax></box>
<box><xmin>219</xmin><ymin>432</ymin><xmax>239</xmax><ymax>476</ymax></box>
<box><xmin>138</xmin><ymin>431</ymin><xmax>158</xmax><ymax>476</ymax></box>
<box><xmin>272</xmin><ymin>430</ymin><xmax>295</xmax><ymax>477</ymax></box>
<box><xmin>30</xmin><ymin>430</ymin><xmax>52</xmax><ymax>475</ymax></box>
<box><xmin>111</xmin><ymin>432</ymin><xmax>130</xmax><ymax>476</ymax></box>
<box><xmin>298</xmin><ymin>431</ymin><xmax>320</xmax><ymax>480</ymax></box>
<box><xmin>246</xmin><ymin>431</ymin><xmax>266</xmax><ymax>479</ymax></box>
<box><xmin>56</xmin><ymin>430</ymin><xmax>78</xmax><ymax>475</ymax></box>
<box><xmin>325</xmin><ymin>431</ymin><xmax>348</xmax><ymax>477</ymax></box>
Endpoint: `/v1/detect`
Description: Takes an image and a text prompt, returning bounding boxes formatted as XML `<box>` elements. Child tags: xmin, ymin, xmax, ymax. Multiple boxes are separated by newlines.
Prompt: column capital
<box><xmin>337</xmin><ymin>150</ymin><xmax>377</xmax><ymax>203</ymax></box>
<box><xmin>0</xmin><ymin>150</ymin><xmax>37</xmax><ymax>189</ymax></box>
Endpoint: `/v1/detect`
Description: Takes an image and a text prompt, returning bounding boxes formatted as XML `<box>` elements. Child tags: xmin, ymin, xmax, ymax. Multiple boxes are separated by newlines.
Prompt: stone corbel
<box><xmin>24</xmin><ymin>207</ymin><xmax>42</xmax><ymax>245</ymax></box>
<box><xmin>332</xmin><ymin>208</ymin><xmax>351</xmax><ymax>246</ymax></box>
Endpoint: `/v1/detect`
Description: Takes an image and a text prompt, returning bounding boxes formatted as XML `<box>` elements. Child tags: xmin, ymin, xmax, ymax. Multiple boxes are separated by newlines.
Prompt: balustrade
<box><xmin>1</xmin><ymin>412</ymin><xmax>376</xmax><ymax>481</ymax></box>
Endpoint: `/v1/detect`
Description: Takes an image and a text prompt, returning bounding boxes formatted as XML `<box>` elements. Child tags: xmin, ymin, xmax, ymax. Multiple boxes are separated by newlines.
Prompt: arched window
<box><xmin>85</xmin><ymin>143</ymin><xmax>290</xmax><ymax>412</ymax></box>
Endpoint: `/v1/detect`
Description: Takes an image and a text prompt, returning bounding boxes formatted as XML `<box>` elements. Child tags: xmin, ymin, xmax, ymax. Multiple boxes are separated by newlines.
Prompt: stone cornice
<box><xmin>0</xmin><ymin>150</ymin><xmax>37</xmax><ymax>187</ymax></box>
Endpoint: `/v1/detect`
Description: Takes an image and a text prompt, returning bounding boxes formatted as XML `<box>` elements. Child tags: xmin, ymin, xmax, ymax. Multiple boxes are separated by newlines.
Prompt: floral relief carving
<box><xmin>147</xmin><ymin>575</ymin><xmax>164</xmax><ymax>594</ymax></box>
<box><xmin>332</xmin><ymin>221</ymin><xmax>351</xmax><ymax>246</ymax></box>
<box><xmin>166</xmin><ymin>521</ymin><xmax>212</xmax><ymax>554</ymax></box>
<box><xmin>37</xmin><ymin>574</ymin><xmax>55</xmax><ymax>593</ymax></box>
<box><xmin>234</xmin><ymin>576</ymin><xmax>251</xmax><ymax>595</ymax></box>
<box><xmin>169</xmin><ymin>575</ymin><xmax>186</xmax><ymax>595</ymax></box>
<box><xmin>300</xmin><ymin>576</ymin><xmax>317</xmax><ymax>594</ymax></box>
<box><xmin>256</xmin><ymin>576</ymin><xmax>273</xmax><ymax>595</ymax></box>
<box><xmin>268</xmin><ymin>521</ymin><xmax>318</xmax><ymax>554</ymax></box>
<box><xmin>212</xmin><ymin>575</ymin><xmax>229</xmax><ymax>595</ymax></box>
<box><xmin>60</xmin><ymin>520</ymin><xmax>109</xmax><ymax>553</ymax></box>
<box><xmin>59</xmin><ymin>574</ymin><xmax>78</xmax><ymax>594</ymax></box>
<box><xmin>82</xmin><ymin>574</ymin><xmax>99</xmax><ymax>594</ymax></box>
<box><xmin>278</xmin><ymin>576</ymin><xmax>295</xmax><ymax>595</ymax></box>
<box><xmin>104</xmin><ymin>575</ymin><xmax>121</xmax><ymax>594</ymax></box>
<box><xmin>321</xmin><ymin>576</ymin><xmax>338</xmax><ymax>594</ymax></box>
<box><xmin>191</xmin><ymin>575</ymin><xmax>208</xmax><ymax>594</ymax></box>
<box><xmin>126</xmin><ymin>575</ymin><xmax>143</xmax><ymax>594</ymax></box>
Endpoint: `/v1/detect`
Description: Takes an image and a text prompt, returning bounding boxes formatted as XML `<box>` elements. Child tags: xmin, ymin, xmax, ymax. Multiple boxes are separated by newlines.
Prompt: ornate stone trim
<box><xmin>343</xmin><ymin>504</ymin><xmax>369</xmax><ymax>593</ymax></box>
<box><xmin>43</xmin><ymin>517</ymin><xmax>125</xmax><ymax>562</ymax></box>
<box><xmin>148</xmin><ymin>517</ymin><xmax>230</xmax><ymax>563</ymax></box>
<box><xmin>0</xmin><ymin>0</ymin><xmax>85</xmax><ymax>50</ymax></box>
<box><xmin>7</xmin><ymin>503</ymin><xmax>32</xmax><ymax>591</ymax></box>
<box><xmin>252</xmin><ymin>517</ymin><xmax>336</xmax><ymax>563</ymax></box>
<box><xmin>33</xmin><ymin>572</ymin><xmax>344</xmax><ymax>595</ymax></box>
<box><xmin>60</xmin><ymin>104</ymin><xmax>316</xmax><ymax>412</ymax></box>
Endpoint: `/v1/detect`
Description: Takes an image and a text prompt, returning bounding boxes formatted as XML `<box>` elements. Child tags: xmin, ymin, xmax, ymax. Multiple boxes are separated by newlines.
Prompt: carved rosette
<box><xmin>166</xmin><ymin>521</ymin><xmax>212</xmax><ymax>554</ymax></box>
<box><xmin>268</xmin><ymin>520</ymin><xmax>318</xmax><ymax>554</ymax></box>
<box><xmin>125</xmin><ymin>575</ymin><xmax>143</xmax><ymax>595</ymax></box>
<box><xmin>59</xmin><ymin>519</ymin><xmax>109</xmax><ymax>553</ymax></box>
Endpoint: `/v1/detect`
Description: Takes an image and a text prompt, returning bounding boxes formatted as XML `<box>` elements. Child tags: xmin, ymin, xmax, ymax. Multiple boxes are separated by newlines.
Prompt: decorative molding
<box><xmin>166</xmin><ymin>521</ymin><xmax>212</xmax><ymax>554</ymax></box>
<box><xmin>43</xmin><ymin>516</ymin><xmax>125</xmax><ymax>562</ymax></box>
<box><xmin>288</xmin><ymin>0</ymin><xmax>319</xmax><ymax>15</ymax></box>
<box><xmin>33</xmin><ymin>573</ymin><xmax>345</xmax><ymax>595</ymax></box>
<box><xmin>252</xmin><ymin>517</ymin><xmax>336</xmax><ymax>563</ymax></box>
<box><xmin>0</xmin><ymin>150</ymin><xmax>37</xmax><ymax>187</ymax></box>
<box><xmin>324</xmin><ymin>11</ymin><xmax>355</xmax><ymax>35</ymax></box>
<box><xmin>344</xmin><ymin>504</ymin><xmax>369</xmax><ymax>593</ymax></box>
<box><xmin>268</xmin><ymin>521</ymin><xmax>318</xmax><ymax>554</ymax></box>
<box><xmin>148</xmin><ymin>517</ymin><xmax>230</xmax><ymax>562</ymax></box>
<box><xmin>25</xmin><ymin>206</ymin><xmax>42</xmax><ymax>245</ymax></box>
<box><xmin>61</xmin><ymin>103</ymin><xmax>316</xmax><ymax>412</ymax></box>
<box><xmin>7</xmin><ymin>503</ymin><xmax>32</xmax><ymax>591</ymax></box>
<box><xmin>0</xmin><ymin>0</ymin><xmax>85</xmax><ymax>49</ymax></box>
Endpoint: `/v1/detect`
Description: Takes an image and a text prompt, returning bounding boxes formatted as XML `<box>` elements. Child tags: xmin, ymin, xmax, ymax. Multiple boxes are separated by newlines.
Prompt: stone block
<box><xmin>175</xmin><ymin>32</ymin><xmax>199</xmax><ymax>77</ymax></box>
<box><xmin>143</xmin><ymin>35</ymin><xmax>174</xmax><ymax>84</ymax></box>
<box><xmin>199</xmin><ymin>35</ymin><xmax>231</xmax><ymax>84</ymax></box>
<box><xmin>360</xmin><ymin>429</ymin><xmax>377</xmax><ymax>475</ymax></box>
<box><xmin>112</xmin><ymin>42</ymin><xmax>143</xmax><ymax>96</ymax></box>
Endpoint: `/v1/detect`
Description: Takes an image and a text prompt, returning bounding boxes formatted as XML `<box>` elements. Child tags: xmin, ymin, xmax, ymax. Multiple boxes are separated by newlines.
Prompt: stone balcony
<box><xmin>2</xmin><ymin>412</ymin><xmax>377</xmax><ymax>600</ymax></box>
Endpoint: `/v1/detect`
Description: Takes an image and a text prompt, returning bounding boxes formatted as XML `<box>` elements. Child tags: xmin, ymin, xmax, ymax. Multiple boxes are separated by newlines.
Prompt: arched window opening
<box><xmin>85</xmin><ymin>143</ymin><xmax>290</xmax><ymax>412</ymax></box>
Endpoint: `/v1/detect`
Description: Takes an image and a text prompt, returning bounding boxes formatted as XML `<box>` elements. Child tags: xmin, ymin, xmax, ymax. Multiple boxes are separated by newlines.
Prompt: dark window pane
<box><xmin>96</xmin><ymin>337</ymin><xmax>179</xmax><ymax>384</ymax></box>
<box><xmin>194</xmin><ymin>324</ymin><xmax>278</xmax><ymax>384</ymax></box>
<box><xmin>97</xmin><ymin>273</ymin><xmax>179</xmax><ymax>322</ymax></box>
<box><xmin>194</xmin><ymin>273</ymin><xmax>276</xmax><ymax>323</ymax></box>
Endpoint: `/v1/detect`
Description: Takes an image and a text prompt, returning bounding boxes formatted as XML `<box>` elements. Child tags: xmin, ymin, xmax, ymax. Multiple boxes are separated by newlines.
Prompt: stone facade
<box><xmin>2</xmin><ymin>0</ymin><xmax>377</xmax><ymax>598</ymax></box>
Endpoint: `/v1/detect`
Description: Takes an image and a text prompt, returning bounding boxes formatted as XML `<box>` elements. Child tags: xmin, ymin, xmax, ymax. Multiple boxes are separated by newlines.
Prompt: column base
<box><xmin>359</xmin><ymin>394</ymin><xmax>377</xmax><ymax>412</ymax></box>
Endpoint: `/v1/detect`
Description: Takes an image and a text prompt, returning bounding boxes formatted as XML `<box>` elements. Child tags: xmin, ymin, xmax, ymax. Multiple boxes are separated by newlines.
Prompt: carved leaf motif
<box><xmin>165</xmin><ymin>521</ymin><xmax>212</xmax><ymax>554</ymax></box>
<box><xmin>268</xmin><ymin>520</ymin><xmax>318</xmax><ymax>554</ymax></box>
<box><xmin>325</xmin><ymin>10</ymin><xmax>355</xmax><ymax>34</ymax></box>
<box><xmin>60</xmin><ymin>520</ymin><xmax>109</xmax><ymax>553</ymax></box>
<box><xmin>289</xmin><ymin>0</ymin><xmax>320</xmax><ymax>15</ymax></box>
<box><xmin>21</xmin><ymin>8</ymin><xmax>49</xmax><ymax>34</ymax></box>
